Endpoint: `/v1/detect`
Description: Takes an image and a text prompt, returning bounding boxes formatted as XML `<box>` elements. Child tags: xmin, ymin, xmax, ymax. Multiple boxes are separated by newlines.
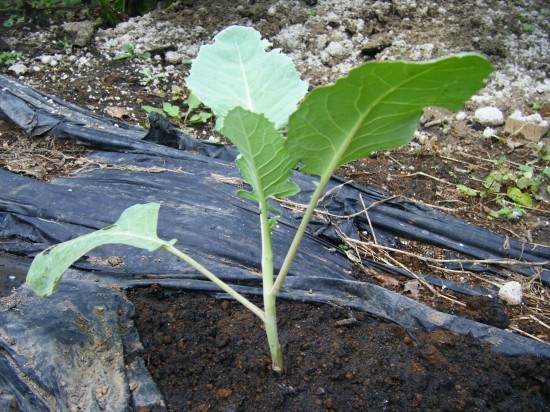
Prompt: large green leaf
<box><xmin>286</xmin><ymin>54</ymin><xmax>493</xmax><ymax>176</ymax></box>
<box><xmin>26</xmin><ymin>203</ymin><xmax>176</xmax><ymax>297</ymax></box>
<box><xmin>186</xmin><ymin>25</ymin><xmax>308</xmax><ymax>130</ymax></box>
<box><xmin>222</xmin><ymin>107</ymin><xmax>299</xmax><ymax>203</ymax></box>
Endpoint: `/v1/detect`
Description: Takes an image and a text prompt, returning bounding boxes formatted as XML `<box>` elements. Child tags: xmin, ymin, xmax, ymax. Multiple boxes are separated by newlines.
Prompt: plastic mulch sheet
<box><xmin>1</xmin><ymin>74</ymin><xmax>549</xmax><ymax>410</ymax></box>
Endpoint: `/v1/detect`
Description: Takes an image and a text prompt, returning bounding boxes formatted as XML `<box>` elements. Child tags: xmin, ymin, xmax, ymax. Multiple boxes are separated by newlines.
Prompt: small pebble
<box><xmin>455</xmin><ymin>111</ymin><xmax>467</xmax><ymax>121</ymax></box>
<box><xmin>498</xmin><ymin>281</ymin><xmax>522</xmax><ymax>305</ymax></box>
<box><xmin>474</xmin><ymin>107</ymin><xmax>504</xmax><ymax>126</ymax></box>
<box><xmin>165</xmin><ymin>51</ymin><xmax>184</xmax><ymax>65</ymax></box>
<box><xmin>8</xmin><ymin>63</ymin><xmax>28</xmax><ymax>76</ymax></box>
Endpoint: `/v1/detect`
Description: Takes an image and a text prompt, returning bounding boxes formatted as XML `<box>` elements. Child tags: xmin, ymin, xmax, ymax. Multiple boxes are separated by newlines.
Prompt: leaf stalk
<box><xmin>163</xmin><ymin>244</ymin><xmax>265</xmax><ymax>322</ymax></box>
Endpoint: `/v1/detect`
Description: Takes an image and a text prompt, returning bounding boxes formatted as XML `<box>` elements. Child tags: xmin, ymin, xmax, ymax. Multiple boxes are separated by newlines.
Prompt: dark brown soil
<box><xmin>129</xmin><ymin>286</ymin><xmax>549</xmax><ymax>412</ymax></box>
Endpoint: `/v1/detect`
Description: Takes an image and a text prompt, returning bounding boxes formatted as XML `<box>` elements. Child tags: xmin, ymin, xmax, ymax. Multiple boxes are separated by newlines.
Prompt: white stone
<box><xmin>40</xmin><ymin>55</ymin><xmax>53</xmax><ymax>65</ymax></box>
<box><xmin>498</xmin><ymin>281</ymin><xmax>523</xmax><ymax>305</ymax></box>
<box><xmin>75</xmin><ymin>56</ymin><xmax>89</xmax><ymax>67</ymax></box>
<box><xmin>165</xmin><ymin>51</ymin><xmax>183</xmax><ymax>65</ymax></box>
<box><xmin>8</xmin><ymin>63</ymin><xmax>28</xmax><ymax>75</ymax></box>
<box><xmin>474</xmin><ymin>107</ymin><xmax>504</xmax><ymax>126</ymax></box>
<box><xmin>509</xmin><ymin>109</ymin><xmax>544</xmax><ymax>124</ymax></box>
<box><xmin>455</xmin><ymin>111</ymin><xmax>467</xmax><ymax>121</ymax></box>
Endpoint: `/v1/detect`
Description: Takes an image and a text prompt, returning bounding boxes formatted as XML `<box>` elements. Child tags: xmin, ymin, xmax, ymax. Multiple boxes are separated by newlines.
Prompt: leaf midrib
<box><xmin>235</xmin><ymin>40</ymin><xmax>255</xmax><ymax>112</ymax></box>
<box><xmin>322</xmin><ymin>63</ymin><xmax>439</xmax><ymax>177</ymax></box>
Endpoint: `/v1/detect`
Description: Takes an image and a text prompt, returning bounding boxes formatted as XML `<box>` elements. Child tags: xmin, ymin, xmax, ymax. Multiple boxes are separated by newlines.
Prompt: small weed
<box><xmin>458</xmin><ymin>144</ymin><xmax>549</xmax><ymax>219</ymax></box>
<box><xmin>170</xmin><ymin>85</ymin><xmax>184</xmax><ymax>100</ymax></box>
<box><xmin>57</xmin><ymin>36</ymin><xmax>73</xmax><ymax>52</ymax></box>
<box><xmin>488</xmin><ymin>200</ymin><xmax>527</xmax><ymax>219</ymax></box>
<box><xmin>515</xmin><ymin>14</ymin><xmax>537</xmax><ymax>34</ymax></box>
<box><xmin>139</xmin><ymin>68</ymin><xmax>167</xmax><ymax>86</ymax></box>
<box><xmin>113</xmin><ymin>44</ymin><xmax>151</xmax><ymax>61</ymax></box>
<box><xmin>0</xmin><ymin>51</ymin><xmax>22</xmax><ymax>66</ymax></box>
<box><xmin>456</xmin><ymin>184</ymin><xmax>483</xmax><ymax>197</ymax></box>
<box><xmin>522</xmin><ymin>23</ymin><xmax>535</xmax><ymax>33</ymax></box>
<box><xmin>142</xmin><ymin>88</ymin><xmax>213</xmax><ymax>133</ymax></box>
<box><xmin>183</xmin><ymin>93</ymin><xmax>212</xmax><ymax>125</ymax></box>
<box><xmin>3</xmin><ymin>14</ymin><xmax>25</xmax><ymax>28</ymax></box>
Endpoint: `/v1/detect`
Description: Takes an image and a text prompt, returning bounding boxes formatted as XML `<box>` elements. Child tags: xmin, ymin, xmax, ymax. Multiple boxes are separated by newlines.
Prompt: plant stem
<box><xmin>263</xmin><ymin>289</ymin><xmax>282</xmax><ymax>372</ymax></box>
<box><xmin>163</xmin><ymin>244</ymin><xmax>265</xmax><ymax>322</ymax></box>
<box><xmin>271</xmin><ymin>171</ymin><xmax>333</xmax><ymax>296</ymax></box>
<box><xmin>259</xmin><ymin>198</ymin><xmax>283</xmax><ymax>372</ymax></box>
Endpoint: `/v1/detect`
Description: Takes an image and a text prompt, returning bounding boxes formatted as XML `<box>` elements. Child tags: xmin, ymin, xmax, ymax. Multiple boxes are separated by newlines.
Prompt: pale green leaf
<box><xmin>189</xmin><ymin>112</ymin><xmax>213</xmax><ymax>124</ymax></box>
<box><xmin>519</xmin><ymin>164</ymin><xmax>534</xmax><ymax>178</ymax></box>
<box><xmin>222</xmin><ymin>107</ymin><xmax>299</xmax><ymax>202</ymax></box>
<box><xmin>163</xmin><ymin>102</ymin><xmax>180</xmax><ymax>118</ymax></box>
<box><xmin>457</xmin><ymin>184</ymin><xmax>483</xmax><ymax>197</ymax></box>
<box><xmin>142</xmin><ymin>105</ymin><xmax>165</xmax><ymax>116</ymax></box>
<box><xmin>186</xmin><ymin>25</ymin><xmax>308</xmax><ymax>130</ymax></box>
<box><xmin>507</xmin><ymin>187</ymin><xmax>533</xmax><ymax>207</ymax></box>
<box><xmin>184</xmin><ymin>92</ymin><xmax>201</xmax><ymax>112</ymax></box>
<box><xmin>286</xmin><ymin>54</ymin><xmax>493</xmax><ymax>176</ymax></box>
<box><xmin>26</xmin><ymin>203</ymin><xmax>176</xmax><ymax>297</ymax></box>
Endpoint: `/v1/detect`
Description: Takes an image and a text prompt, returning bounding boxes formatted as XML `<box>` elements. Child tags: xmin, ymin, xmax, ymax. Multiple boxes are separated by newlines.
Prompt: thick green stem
<box><xmin>259</xmin><ymin>198</ymin><xmax>283</xmax><ymax>372</ymax></box>
<box><xmin>163</xmin><ymin>244</ymin><xmax>265</xmax><ymax>322</ymax></box>
<box><xmin>263</xmin><ymin>289</ymin><xmax>282</xmax><ymax>372</ymax></box>
<box><xmin>271</xmin><ymin>171</ymin><xmax>334</xmax><ymax>296</ymax></box>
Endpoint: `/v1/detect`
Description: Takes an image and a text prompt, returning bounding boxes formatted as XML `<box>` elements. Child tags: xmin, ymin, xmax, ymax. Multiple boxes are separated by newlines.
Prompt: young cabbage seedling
<box><xmin>26</xmin><ymin>26</ymin><xmax>493</xmax><ymax>373</ymax></box>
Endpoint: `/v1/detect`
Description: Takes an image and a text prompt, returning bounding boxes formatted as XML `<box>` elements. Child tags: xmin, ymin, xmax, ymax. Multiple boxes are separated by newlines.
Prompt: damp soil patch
<box><xmin>128</xmin><ymin>286</ymin><xmax>550</xmax><ymax>412</ymax></box>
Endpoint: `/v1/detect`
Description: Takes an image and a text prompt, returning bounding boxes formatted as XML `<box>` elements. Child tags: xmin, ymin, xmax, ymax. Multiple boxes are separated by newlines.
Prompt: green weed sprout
<box><xmin>26</xmin><ymin>26</ymin><xmax>493</xmax><ymax>373</ymax></box>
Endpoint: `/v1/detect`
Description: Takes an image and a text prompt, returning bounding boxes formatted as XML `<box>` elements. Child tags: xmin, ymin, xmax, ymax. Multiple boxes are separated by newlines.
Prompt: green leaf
<box><xmin>26</xmin><ymin>203</ymin><xmax>176</xmax><ymax>297</ymax></box>
<box><xmin>457</xmin><ymin>184</ymin><xmax>483</xmax><ymax>197</ymax></box>
<box><xmin>186</xmin><ymin>25</ymin><xmax>308</xmax><ymax>130</ymax></box>
<box><xmin>491</xmin><ymin>206</ymin><xmax>526</xmax><ymax>219</ymax></box>
<box><xmin>189</xmin><ymin>112</ymin><xmax>213</xmax><ymax>124</ymax></box>
<box><xmin>113</xmin><ymin>44</ymin><xmax>135</xmax><ymax>60</ymax></box>
<box><xmin>519</xmin><ymin>164</ymin><xmax>534</xmax><ymax>179</ymax></box>
<box><xmin>184</xmin><ymin>92</ymin><xmax>202</xmax><ymax>112</ymax></box>
<box><xmin>488</xmin><ymin>209</ymin><xmax>501</xmax><ymax>219</ymax></box>
<box><xmin>516</xmin><ymin>176</ymin><xmax>531</xmax><ymax>190</ymax></box>
<box><xmin>142</xmin><ymin>105</ymin><xmax>166</xmax><ymax>116</ymax></box>
<box><xmin>484</xmin><ymin>172</ymin><xmax>502</xmax><ymax>193</ymax></box>
<box><xmin>122</xmin><ymin>44</ymin><xmax>135</xmax><ymax>54</ymax></box>
<box><xmin>113</xmin><ymin>53</ymin><xmax>131</xmax><ymax>61</ymax></box>
<box><xmin>163</xmin><ymin>102</ymin><xmax>180</xmax><ymax>118</ymax></box>
<box><xmin>507</xmin><ymin>187</ymin><xmax>533</xmax><ymax>207</ymax></box>
<box><xmin>221</xmin><ymin>107</ymin><xmax>299</xmax><ymax>203</ymax></box>
<box><xmin>285</xmin><ymin>54</ymin><xmax>493</xmax><ymax>176</ymax></box>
